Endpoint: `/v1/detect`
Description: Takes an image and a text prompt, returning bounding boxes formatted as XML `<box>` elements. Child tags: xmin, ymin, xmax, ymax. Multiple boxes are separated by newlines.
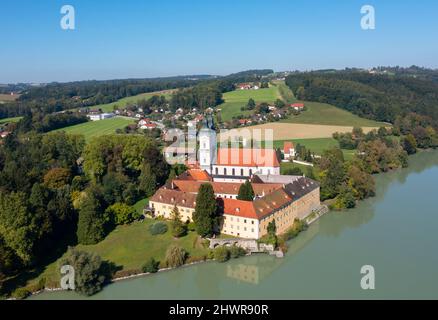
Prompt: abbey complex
<box><xmin>149</xmin><ymin>118</ymin><xmax>322</xmax><ymax>239</ymax></box>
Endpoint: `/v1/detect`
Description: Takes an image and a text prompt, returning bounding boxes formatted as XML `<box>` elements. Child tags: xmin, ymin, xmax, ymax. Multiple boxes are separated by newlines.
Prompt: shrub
<box><xmin>213</xmin><ymin>246</ymin><xmax>230</xmax><ymax>263</ymax></box>
<box><xmin>229</xmin><ymin>245</ymin><xmax>246</xmax><ymax>258</ymax></box>
<box><xmin>165</xmin><ymin>246</ymin><xmax>187</xmax><ymax>268</ymax></box>
<box><xmin>12</xmin><ymin>288</ymin><xmax>31</xmax><ymax>300</ymax></box>
<box><xmin>142</xmin><ymin>258</ymin><xmax>160</xmax><ymax>273</ymax></box>
<box><xmin>187</xmin><ymin>222</ymin><xmax>196</xmax><ymax>232</ymax></box>
<box><xmin>149</xmin><ymin>222</ymin><xmax>168</xmax><ymax>235</ymax></box>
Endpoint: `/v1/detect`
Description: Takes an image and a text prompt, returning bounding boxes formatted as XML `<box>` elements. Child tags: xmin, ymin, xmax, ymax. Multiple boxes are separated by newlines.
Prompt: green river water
<box><xmin>31</xmin><ymin>150</ymin><xmax>438</xmax><ymax>299</ymax></box>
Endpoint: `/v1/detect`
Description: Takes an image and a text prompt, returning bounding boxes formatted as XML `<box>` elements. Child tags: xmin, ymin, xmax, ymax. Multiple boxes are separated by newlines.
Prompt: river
<box><xmin>31</xmin><ymin>150</ymin><xmax>438</xmax><ymax>299</ymax></box>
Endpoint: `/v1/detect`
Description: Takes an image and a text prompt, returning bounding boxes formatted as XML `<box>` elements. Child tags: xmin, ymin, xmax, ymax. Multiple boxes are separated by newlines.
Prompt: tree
<box><xmin>193</xmin><ymin>184</ymin><xmax>218</xmax><ymax>237</ymax></box>
<box><xmin>139</xmin><ymin>163</ymin><xmax>157</xmax><ymax>197</ymax></box>
<box><xmin>105</xmin><ymin>202</ymin><xmax>139</xmax><ymax>226</ymax></box>
<box><xmin>402</xmin><ymin>134</ymin><xmax>417</xmax><ymax>155</ymax></box>
<box><xmin>77</xmin><ymin>187</ymin><xmax>106</xmax><ymax>245</ymax></box>
<box><xmin>142</xmin><ymin>257</ymin><xmax>160</xmax><ymax>273</ymax></box>
<box><xmin>0</xmin><ymin>192</ymin><xmax>36</xmax><ymax>265</ymax></box>
<box><xmin>165</xmin><ymin>245</ymin><xmax>187</xmax><ymax>268</ymax></box>
<box><xmin>58</xmin><ymin>248</ymin><xmax>107</xmax><ymax>296</ymax></box>
<box><xmin>246</xmin><ymin>98</ymin><xmax>256</xmax><ymax>110</ymax></box>
<box><xmin>265</xmin><ymin>220</ymin><xmax>278</xmax><ymax>247</ymax></box>
<box><xmin>43</xmin><ymin>168</ymin><xmax>72</xmax><ymax>189</ymax></box>
<box><xmin>237</xmin><ymin>180</ymin><xmax>255</xmax><ymax>201</ymax></box>
<box><xmin>170</xmin><ymin>206</ymin><xmax>187</xmax><ymax>238</ymax></box>
<box><xmin>317</xmin><ymin>148</ymin><xmax>346</xmax><ymax>200</ymax></box>
<box><xmin>274</xmin><ymin>99</ymin><xmax>285</xmax><ymax>109</ymax></box>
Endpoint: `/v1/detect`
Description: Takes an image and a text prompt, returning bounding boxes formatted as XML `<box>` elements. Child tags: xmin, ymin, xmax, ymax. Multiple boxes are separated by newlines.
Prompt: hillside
<box><xmin>281</xmin><ymin>101</ymin><xmax>389</xmax><ymax>127</ymax></box>
<box><xmin>54</xmin><ymin>117</ymin><xmax>135</xmax><ymax>142</ymax></box>
<box><xmin>285</xmin><ymin>70</ymin><xmax>438</xmax><ymax>128</ymax></box>
<box><xmin>218</xmin><ymin>86</ymin><xmax>279</xmax><ymax>122</ymax></box>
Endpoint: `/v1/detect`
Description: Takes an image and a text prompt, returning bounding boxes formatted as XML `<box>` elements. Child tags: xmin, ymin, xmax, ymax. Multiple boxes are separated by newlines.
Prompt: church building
<box><xmin>198</xmin><ymin>117</ymin><xmax>280</xmax><ymax>183</ymax></box>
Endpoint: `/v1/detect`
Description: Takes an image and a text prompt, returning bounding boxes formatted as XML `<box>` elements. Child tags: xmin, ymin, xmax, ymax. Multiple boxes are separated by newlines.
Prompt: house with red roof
<box><xmin>290</xmin><ymin>103</ymin><xmax>305</xmax><ymax>111</ymax></box>
<box><xmin>282</xmin><ymin>141</ymin><xmax>295</xmax><ymax>160</ymax></box>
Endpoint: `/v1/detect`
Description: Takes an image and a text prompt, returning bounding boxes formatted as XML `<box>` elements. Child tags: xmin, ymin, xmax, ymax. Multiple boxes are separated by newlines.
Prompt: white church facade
<box><xmin>198</xmin><ymin>117</ymin><xmax>280</xmax><ymax>183</ymax></box>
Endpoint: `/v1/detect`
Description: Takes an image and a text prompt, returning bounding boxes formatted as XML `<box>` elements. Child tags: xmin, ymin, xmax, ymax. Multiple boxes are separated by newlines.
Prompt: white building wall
<box><xmin>221</xmin><ymin>215</ymin><xmax>259</xmax><ymax>239</ymax></box>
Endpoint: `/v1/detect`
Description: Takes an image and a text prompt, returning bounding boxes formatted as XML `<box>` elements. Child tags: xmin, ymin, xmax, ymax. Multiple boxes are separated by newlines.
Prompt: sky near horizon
<box><xmin>1</xmin><ymin>0</ymin><xmax>438</xmax><ymax>83</ymax></box>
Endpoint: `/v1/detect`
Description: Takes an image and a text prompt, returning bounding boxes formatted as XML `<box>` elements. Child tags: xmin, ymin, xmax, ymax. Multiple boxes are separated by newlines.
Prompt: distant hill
<box><xmin>285</xmin><ymin>68</ymin><xmax>438</xmax><ymax>128</ymax></box>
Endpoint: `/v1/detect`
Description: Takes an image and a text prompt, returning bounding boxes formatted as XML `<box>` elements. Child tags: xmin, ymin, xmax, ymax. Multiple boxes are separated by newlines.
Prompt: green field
<box><xmin>218</xmin><ymin>86</ymin><xmax>280</xmax><ymax>122</ymax></box>
<box><xmin>74</xmin><ymin>90</ymin><xmax>175</xmax><ymax>113</ymax></box>
<box><xmin>282</xmin><ymin>101</ymin><xmax>388</xmax><ymax>127</ymax></box>
<box><xmin>271</xmin><ymin>137</ymin><xmax>356</xmax><ymax>160</ymax></box>
<box><xmin>26</xmin><ymin>219</ymin><xmax>210</xmax><ymax>288</ymax></box>
<box><xmin>0</xmin><ymin>116</ymin><xmax>22</xmax><ymax>125</ymax></box>
<box><xmin>54</xmin><ymin>117</ymin><xmax>135</xmax><ymax>142</ymax></box>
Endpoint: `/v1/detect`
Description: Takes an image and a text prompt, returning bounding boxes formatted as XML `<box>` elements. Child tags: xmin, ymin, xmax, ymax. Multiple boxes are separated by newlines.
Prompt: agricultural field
<box><xmin>54</xmin><ymin>117</ymin><xmax>135</xmax><ymax>142</ymax></box>
<box><xmin>25</xmin><ymin>219</ymin><xmax>210</xmax><ymax>289</ymax></box>
<box><xmin>282</xmin><ymin>101</ymin><xmax>389</xmax><ymax>127</ymax></box>
<box><xmin>218</xmin><ymin>86</ymin><xmax>280</xmax><ymax>122</ymax></box>
<box><xmin>73</xmin><ymin>89</ymin><xmax>175</xmax><ymax>113</ymax></box>
<box><xmin>0</xmin><ymin>93</ymin><xmax>20</xmax><ymax>103</ymax></box>
<box><xmin>219</xmin><ymin>122</ymin><xmax>380</xmax><ymax>141</ymax></box>
<box><xmin>0</xmin><ymin>116</ymin><xmax>22</xmax><ymax>125</ymax></box>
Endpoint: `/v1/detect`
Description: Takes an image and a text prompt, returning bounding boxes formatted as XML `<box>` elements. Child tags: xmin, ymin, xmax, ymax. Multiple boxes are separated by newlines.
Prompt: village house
<box><xmin>138</xmin><ymin>119</ymin><xmax>158</xmax><ymax>130</ymax></box>
<box><xmin>282</xmin><ymin>141</ymin><xmax>296</xmax><ymax>160</ymax></box>
<box><xmin>87</xmin><ymin>112</ymin><xmax>114</xmax><ymax>121</ymax></box>
<box><xmin>290</xmin><ymin>103</ymin><xmax>305</xmax><ymax>111</ymax></box>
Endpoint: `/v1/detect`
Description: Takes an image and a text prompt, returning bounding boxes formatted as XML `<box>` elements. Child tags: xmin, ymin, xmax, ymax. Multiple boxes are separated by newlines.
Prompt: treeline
<box><xmin>0</xmin><ymin>133</ymin><xmax>171</xmax><ymax>295</ymax></box>
<box><xmin>316</xmin><ymin>127</ymin><xmax>408</xmax><ymax>209</ymax></box>
<box><xmin>0</xmin><ymin>77</ymin><xmax>200</xmax><ymax>120</ymax></box>
<box><xmin>285</xmin><ymin>70</ymin><xmax>438</xmax><ymax>127</ymax></box>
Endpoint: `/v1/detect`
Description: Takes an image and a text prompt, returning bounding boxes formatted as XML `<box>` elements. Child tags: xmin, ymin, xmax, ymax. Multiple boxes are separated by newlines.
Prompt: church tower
<box><xmin>198</xmin><ymin>115</ymin><xmax>217</xmax><ymax>173</ymax></box>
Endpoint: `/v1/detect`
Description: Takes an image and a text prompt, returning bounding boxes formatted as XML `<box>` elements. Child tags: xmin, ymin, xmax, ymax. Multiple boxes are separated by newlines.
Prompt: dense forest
<box><xmin>285</xmin><ymin>68</ymin><xmax>438</xmax><ymax>128</ymax></box>
<box><xmin>0</xmin><ymin>132</ymin><xmax>172</xmax><ymax>296</ymax></box>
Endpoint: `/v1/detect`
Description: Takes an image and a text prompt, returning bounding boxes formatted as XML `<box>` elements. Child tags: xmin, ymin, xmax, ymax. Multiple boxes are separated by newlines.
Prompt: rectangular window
<box><xmin>232</xmin><ymin>168</ymin><xmax>235</xmax><ymax>175</ymax></box>
<box><xmin>241</xmin><ymin>169</ymin><xmax>244</xmax><ymax>176</ymax></box>
<box><xmin>224</xmin><ymin>168</ymin><xmax>227</xmax><ymax>175</ymax></box>
<box><xmin>215</xmin><ymin>167</ymin><xmax>218</xmax><ymax>175</ymax></box>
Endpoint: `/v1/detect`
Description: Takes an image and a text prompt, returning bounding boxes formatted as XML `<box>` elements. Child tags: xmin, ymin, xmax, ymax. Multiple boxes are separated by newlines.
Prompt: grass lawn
<box><xmin>26</xmin><ymin>219</ymin><xmax>210</xmax><ymax>288</ymax></box>
<box><xmin>81</xmin><ymin>90</ymin><xmax>175</xmax><ymax>113</ymax></box>
<box><xmin>218</xmin><ymin>86</ymin><xmax>280</xmax><ymax>122</ymax></box>
<box><xmin>0</xmin><ymin>116</ymin><xmax>22</xmax><ymax>125</ymax></box>
<box><xmin>54</xmin><ymin>117</ymin><xmax>135</xmax><ymax>142</ymax></box>
<box><xmin>280</xmin><ymin>162</ymin><xmax>312</xmax><ymax>174</ymax></box>
<box><xmin>282</xmin><ymin>101</ymin><xmax>389</xmax><ymax>127</ymax></box>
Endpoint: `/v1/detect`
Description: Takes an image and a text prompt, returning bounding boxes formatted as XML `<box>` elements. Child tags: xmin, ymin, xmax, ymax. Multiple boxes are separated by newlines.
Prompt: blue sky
<box><xmin>1</xmin><ymin>0</ymin><xmax>437</xmax><ymax>83</ymax></box>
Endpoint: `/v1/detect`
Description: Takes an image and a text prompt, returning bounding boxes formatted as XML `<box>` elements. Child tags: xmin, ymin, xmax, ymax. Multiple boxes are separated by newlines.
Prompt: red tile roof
<box><xmin>221</xmin><ymin>198</ymin><xmax>258</xmax><ymax>219</ymax></box>
<box><xmin>149</xmin><ymin>189</ymin><xmax>197</xmax><ymax>208</ymax></box>
<box><xmin>290</xmin><ymin>103</ymin><xmax>305</xmax><ymax>108</ymax></box>
<box><xmin>172</xmin><ymin>180</ymin><xmax>283</xmax><ymax>197</ymax></box>
<box><xmin>187</xmin><ymin>169</ymin><xmax>211</xmax><ymax>181</ymax></box>
<box><xmin>283</xmin><ymin>141</ymin><xmax>294</xmax><ymax>154</ymax></box>
<box><xmin>216</xmin><ymin>148</ymin><xmax>280</xmax><ymax>167</ymax></box>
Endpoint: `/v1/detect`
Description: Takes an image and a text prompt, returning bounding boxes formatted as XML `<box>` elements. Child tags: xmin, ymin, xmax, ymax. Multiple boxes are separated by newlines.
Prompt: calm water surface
<box><xmin>31</xmin><ymin>150</ymin><xmax>438</xmax><ymax>299</ymax></box>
